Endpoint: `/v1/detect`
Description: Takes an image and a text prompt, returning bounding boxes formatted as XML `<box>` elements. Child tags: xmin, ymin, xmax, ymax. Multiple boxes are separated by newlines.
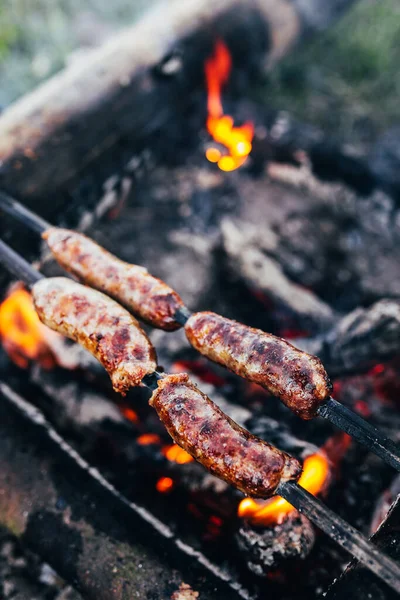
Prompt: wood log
<box><xmin>0</xmin><ymin>0</ymin><xmax>356</xmax><ymax>208</ymax></box>
<box><xmin>0</xmin><ymin>382</ymin><xmax>247</xmax><ymax>600</ymax></box>
<box><xmin>295</xmin><ymin>300</ymin><xmax>400</xmax><ymax>376</ymax></box>
<box><xmin>221</xmin><ymin>217</ymin><xmax>336</xmax><ymax>331</ymax></box>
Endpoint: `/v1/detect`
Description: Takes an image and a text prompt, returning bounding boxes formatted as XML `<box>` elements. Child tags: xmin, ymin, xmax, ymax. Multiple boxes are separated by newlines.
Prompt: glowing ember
<box><xmin>0</xmin><ymin>287</ymin><xmax>56</xmax><ymax>369</ymax></box>
<box><xmin>156</xmin><ymin>476</ymin><xmax>174</xmax><ymax>493</ymax></box>
<box><xmin>162</xmin><ymin>444</ymin><xmax>194</xmax><ymax>464</ymax></box>
<box><xmin>120</xmin><ymin>406</ymin><xmax>139</xmax><ymax>423</ymax></box>
<box><xmin>204</xmin><ymin>40</ymin><xmax>253</xmax><ymax>171</ymax></box>
<box><xmin>369</xmin><ymin>363</ymin><xmax>385</xmax><ymax>376</ymax></box>
<box><xmin>137</xmin><ymin>433</ymin><xmax>161</xmax><ymax>445</ymax></box>
<box><xmin>238</xmin><ymin>453</ymin><xmax>329</xmax><ymax>525</ymax></box>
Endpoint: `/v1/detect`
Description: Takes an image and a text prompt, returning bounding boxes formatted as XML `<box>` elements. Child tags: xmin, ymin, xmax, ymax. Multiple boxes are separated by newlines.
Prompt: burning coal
<box><xmin>204</xmin><ymin>40</ymin><xmax>253</xmax><ymax>171</ymax></box>
<box><xmin>120</xmin><ymin>405</ymin><xmax>139</xmax><ymax>423</ymax></box>
<box><xmin>156</xmin><ymin>476</ymin><xmax>174</xmax><ymax>493</ymax></box>
<box><xmin>162</xmin><ymin>443</ymin><xmax>194</xmax><ymax>464</ymax></box>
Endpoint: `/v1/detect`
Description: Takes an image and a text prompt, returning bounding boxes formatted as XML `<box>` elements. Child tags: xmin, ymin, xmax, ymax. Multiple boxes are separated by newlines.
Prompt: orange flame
<box><xmin>156</xmin><ymin>476</ymin><xmax>174</xmax><ymax>493</ymax></box>
<box><xmin>238</xmin><ymin>453</ymin><xmax>329</xmax><ymax>526</ymax></box>
<box><xmin>0</xmin><ymin>287</ymin><xmax>56</xmax><ymax>369</ymax></box>
<box><xmin>162</xmin><ymin>444</ymin><xmax>194</xmax><ymax>464</ymax></box>
<box><xmin>204</xmin><ymin>40</ymin><xmax>253</xmax><ymax>171</ymax></box>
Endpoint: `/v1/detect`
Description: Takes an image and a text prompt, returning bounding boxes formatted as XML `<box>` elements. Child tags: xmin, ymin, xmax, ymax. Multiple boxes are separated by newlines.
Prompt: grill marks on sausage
<box><xmin>43</xmin><ymin>228</ymin><xmax>186</xmax><ymax>331</ymax></box>
<box><xmin>42</xmin><ymin>228</ymin><xmax>332</xmax><ymax>419</ymax></box>
<box><xmin>149</xmin><ymin>373</ymin><xmax>302</xmax><ymax>498</ymax></box>
<box><xmin>32</xmin><ymin>277</ymin><xmax>157</xmax><ymax>393</ymax></box>
<box><xmin>185</xmin><ymin>312</ymin><xmax>332</xmax><ymax>419</ymax></box>
<box><xmin>31</xmin><ymin>280</ymin><xmax>305</xmax><ymax>497</ymax></box>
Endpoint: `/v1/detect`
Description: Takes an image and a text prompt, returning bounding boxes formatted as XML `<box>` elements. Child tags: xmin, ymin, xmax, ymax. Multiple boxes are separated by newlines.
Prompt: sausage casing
<box><xmin>149</xmin><ymin>373</ymin><xmax>302</xmax><ymax>498</ymax></box>
<box><xmin>32</xmin><ymin>277</ymin><xmax>157</xmax><ymax>393</ymax></box>
<box><xmin>43</xmin><ymin>228</ymin><xmax>185</xmax><ymax>331</ymax></box>
<box><xmin>185</xmin><ymin>312</ymin><xmax>332</xmax><ymax>419</ymax></box>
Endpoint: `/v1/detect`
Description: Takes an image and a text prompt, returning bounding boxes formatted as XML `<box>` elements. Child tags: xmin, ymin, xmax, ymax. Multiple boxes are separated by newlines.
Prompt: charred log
<box><xmin>272</xmin><ymin>186</ymin><xmax>400</xmax><ymax>308</ymax></box>
<box><xmin>221</xmin><ymin>218</ymin><xmax>335</xmax><ymax>331</ymax></box>
<box><xmin>0</xmin><ymin>0</ymin><xmax>356</xmax><ymax>206</ymax></box>
<box><xmin>0</xmin><ymin>383</ymin><xmax>248</xmax><ymax>600</ymax></box>
<box><xmin>296</xmin><ymin>300</ymin><xmax>400</xmax><ymax>376</ymax></box>
<box><xmin>326</xmin><ymin>494</ymin><xmax>400</xmax><ymax>600</ymax></box>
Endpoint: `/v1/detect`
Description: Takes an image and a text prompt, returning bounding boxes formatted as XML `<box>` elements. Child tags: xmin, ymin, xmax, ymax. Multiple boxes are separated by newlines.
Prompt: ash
<box><xmin>236</xmin><ymin>514</ymin><xmax>316</xmax><ymax>575</ymax></box>
<box><xmin>0</xmin><ymin>526</ymin><xmax>82</xmax><ymax>600</ymax></box>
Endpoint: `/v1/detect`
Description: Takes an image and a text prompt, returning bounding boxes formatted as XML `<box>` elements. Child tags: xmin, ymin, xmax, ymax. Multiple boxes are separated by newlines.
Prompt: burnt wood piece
<box><xmin>221</xmin><ymin>218</ymin><xmax>335</xmax><ymax>331</ymax></box>
<box><xmin>270</xmin><ymin>183</ymin><xmax>400</xmax><ymax>306</ymax></box>
<box><xmin>326</xmin><ymin>494</ymin><xmax>400</xmax><ymax>600</ymax></box>
<box><xmin>0</xmin><ymin>0</ymin><xmax>356</xmax><ymax>206</ymax></box>
<box><xmin>0</xmin><ymin>383</ymin><xmax>249</xmax><ymax>600</ymax></box>
<box><xmin>295</xmin><ymin>300</ymin><xmax>400</xmax><ymax>376</ymax></box>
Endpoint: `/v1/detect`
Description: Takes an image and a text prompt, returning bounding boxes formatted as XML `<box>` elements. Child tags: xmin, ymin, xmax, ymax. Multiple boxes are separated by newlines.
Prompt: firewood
<box><xmin>0</xmin><ymin>0</ymin><xmax>356</xmax><ymax>205</ymax></box>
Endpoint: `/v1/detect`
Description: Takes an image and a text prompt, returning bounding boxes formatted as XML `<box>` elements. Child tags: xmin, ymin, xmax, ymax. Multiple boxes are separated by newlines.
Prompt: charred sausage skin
<box><xmin>32</xmin><ymin>277</ymin><xmax>157</xmax><ymax>393</ymax></box>
<box><xmin>43</xmin><ymin>228</ymin><xmax>185</xmax><ymax>331</ymax></box>
<box><xmin>185</xmin><ymin>312</ymin><xmax>332</xmax><ymax>419</ymax></box>
<box><xmin>149</xmin><ymin>373</ymin><xmax>302</xmax><ymax>497</ymax></box>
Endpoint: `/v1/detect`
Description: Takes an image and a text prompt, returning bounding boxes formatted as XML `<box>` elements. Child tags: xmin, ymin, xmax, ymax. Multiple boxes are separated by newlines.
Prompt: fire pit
<box><xmin>0</xmin><ymin>1</ymin><xmax>400</xmax><ymax>599</ymax></box>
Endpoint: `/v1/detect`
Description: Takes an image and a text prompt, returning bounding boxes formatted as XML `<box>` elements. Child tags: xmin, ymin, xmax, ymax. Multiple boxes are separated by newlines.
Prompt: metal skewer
<box><xmin>278</xmin><ymin>480</ymin><xmax>400</xmax><ymax>594</ymax></box>
<box><xmin>1</xmin><ymin>192</ymin><xmax>400</xmax><ymax>474</ymax></box>
<box><xmin>0</xmin><ymin>238</ymin><xmax>44</xmax><ymax>286</ymax></box>
<box><xmin>0</xmin><ymin>236</ymin><xmax>400</xmax><ymax>593</ymax></box>
<box><xmin>0</xmin><ymin>191</ymin><xmax>49</xmax><ymax>234</ymax></box>
<box><xmin>318</xmin><ymin>397</ymin><xmax>400</xmax><ymax>472</ymax></box>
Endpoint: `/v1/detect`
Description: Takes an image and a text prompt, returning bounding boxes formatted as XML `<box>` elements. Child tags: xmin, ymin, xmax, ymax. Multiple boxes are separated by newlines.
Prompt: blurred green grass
<box><xmin>0</xmin><ymin>0</ymin><xmax>399</xmax><ymax>150</ymax></box>
<box><xmin>0</xmin><ymin>0</ymin><xmax>150</xmax><ymax>107</ymax></box>
<box><xmin>255</xmin><ymin>0</ymin><xmax>400</xmax><ymax>148</ymax></box>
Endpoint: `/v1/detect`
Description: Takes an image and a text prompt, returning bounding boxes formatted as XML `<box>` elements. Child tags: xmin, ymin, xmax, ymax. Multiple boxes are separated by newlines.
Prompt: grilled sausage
<box><xmin>32</xmin><ymin>277</ymin><xmax>157</xmax><ymax>393</ymax></box>
<box><xmin>149</xmin><ymin>373</ymin><xmax>302</xmax><ymax>497</ymax></box>
<box><xmin>43</xmin><ymin>228</ymin><xmax>186</xmax><ymax>331</ymax></box>
<box><xmin>185</xmin><ymin>312</ymin><xmax>332</xmax><ymax>419</ymax></box>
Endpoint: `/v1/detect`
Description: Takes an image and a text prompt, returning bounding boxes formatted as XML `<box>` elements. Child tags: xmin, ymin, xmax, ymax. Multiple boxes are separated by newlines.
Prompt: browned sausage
<box><xmin>32</xmin><ymin>277</ymin><xmax>157</xmax><ymax>393</ymax></box>
<box><xmin>185</xmin><ymin>312</ymin><xmax>332</xmax><ymax>419</ymax></box>
<box><xmin>149</xmin><ymin>373</ymin><xmax>302</xmax><ymax>497</ymax></box>
<box><xmin>43</xmin><ymin>228</ymin><xmax>186</xmax><ymax>331</ymax></box>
